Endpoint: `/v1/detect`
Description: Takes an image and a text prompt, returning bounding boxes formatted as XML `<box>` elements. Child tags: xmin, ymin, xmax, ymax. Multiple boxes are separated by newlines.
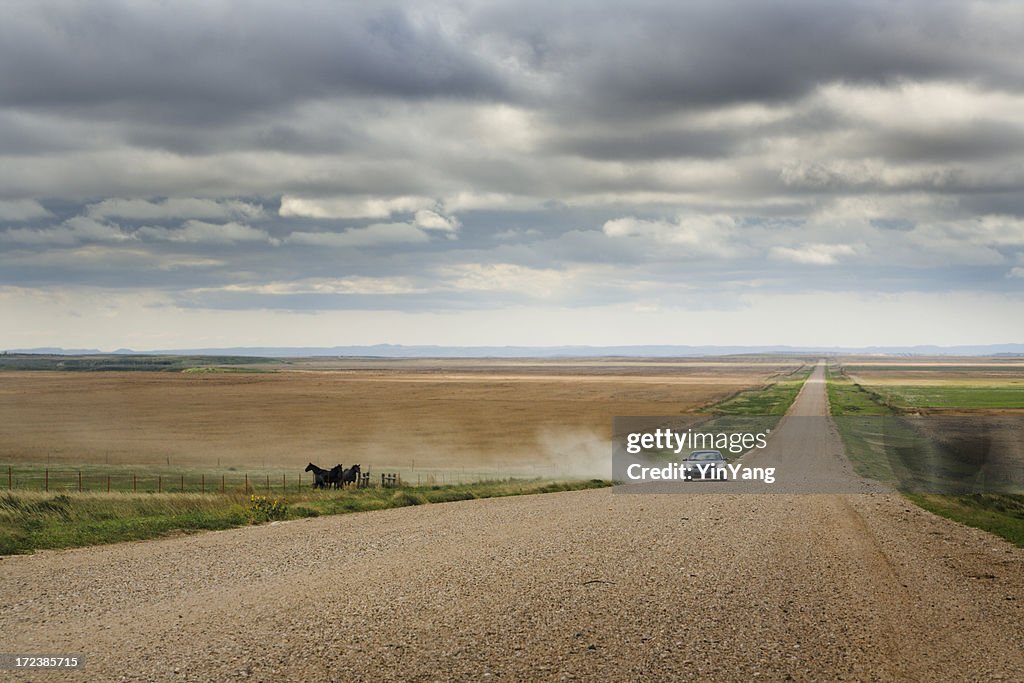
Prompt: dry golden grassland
<box><xmin>0</xmin><ymin>358</ymin><xmax>799</xmax><ymax>475</ymax></box>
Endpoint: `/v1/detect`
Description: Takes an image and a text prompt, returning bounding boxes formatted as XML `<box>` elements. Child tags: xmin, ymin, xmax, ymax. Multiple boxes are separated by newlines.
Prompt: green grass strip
<box><xmin>905</xmin><ymin>493</ymin><xmax>1024</xmax><ymax>548</ymax></box>
<box><xmin>0</xmin><ymin>479</ymin><xmax>609</xmax><ymax>556</ymax></box>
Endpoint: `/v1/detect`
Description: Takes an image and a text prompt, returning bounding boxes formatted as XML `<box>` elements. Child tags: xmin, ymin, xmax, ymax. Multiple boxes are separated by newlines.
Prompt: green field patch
<box><xmin>842</xmin><ymin>364</ymin><xmax>1024</xmax><ymax>375</ymax></box>
<box><xmin>868</xmin><ymin>385</ymin><xmax>1024</xmax><ymax>410</ymax></box>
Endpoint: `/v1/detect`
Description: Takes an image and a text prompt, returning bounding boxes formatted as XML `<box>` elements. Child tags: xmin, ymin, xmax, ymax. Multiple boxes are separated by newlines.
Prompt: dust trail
<box><xmin>533</xmin><ymin>428</ymin><xmax>611</xmax><ymax>479</ymax></box>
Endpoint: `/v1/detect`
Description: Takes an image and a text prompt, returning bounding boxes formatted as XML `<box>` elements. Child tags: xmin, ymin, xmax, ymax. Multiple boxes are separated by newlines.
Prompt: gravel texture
<box><xmin>2</xmin><ymin>364</ymin><xmax>1022</xmax><ymax>681</ymax></box>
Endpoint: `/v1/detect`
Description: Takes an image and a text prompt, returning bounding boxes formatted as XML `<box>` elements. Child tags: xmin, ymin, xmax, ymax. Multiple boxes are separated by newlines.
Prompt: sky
<box><xmin>1</xmin><ymin>0</ymin><xmax>1023</xmax><ymax>350</ymax></box>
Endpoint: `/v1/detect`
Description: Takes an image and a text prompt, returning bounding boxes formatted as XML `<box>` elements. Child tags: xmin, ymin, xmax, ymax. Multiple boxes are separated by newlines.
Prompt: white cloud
<box><xmin>279</xmin><ymin>195</ymin><xmax>435</xmax><ymax>219</ymax></box>
<box><xmin>811</xmin><ymin>194</ymin><xmax>955</xmax><ymax>224</ymax></box>
<box><xmin>770</xmin><ymin>243</ymin><xmax>857</xmax><ymax>265</ymax></box>
<box><xmin>287</xmin><ymin>222</ymin><xmax>431</xmax><ymax>247</ymax></box>
<box><xmin>966</xmin><ymin>215</ymin><xmax>1024</xmax><ymax>246</ymax></box>
<box><xmin>886</xmin><ymin>217</ymin><xmax>1024</xmax><ymax>266</ymax></box>
<box><xmin>441</xmin><ymin>192</ymin><xmax>540</xmax><ymax>212</ymax></box>
<box><xmin>469</xmin><ymin>104</ymin><xmax>540</xmax><ymax>151</ymax></box>
<box><xmin>136</xmin><ymin>220</ymin><xmax>273</xmax><ymax>244</ymax></box>
<box><xmin>602</xmin><ymin>214</ymin><xmax>738</xmax><ymax>255</ymax></box>
<box><xmin>0</xmin><ymin>216</ymin><xmax>130</xmax><ymax>245</ymax></box>
<box><xmin>0</xmin><ymin>199</ymin><xmax>52</xmax><ymax>221</ymax></box>
<box><xmin>439</xmin><ymin>263</ymin><xmax>589</xmax><ymax>298</ymax></box>
<box><xmin>208</xmin><ymin>276</ymin><xmax>425</xmax><ymax>295</ymax></box>
<box><xmin>816</xmin><ymin>81</ymin><xmax>1024</xmax><ymax>130</ymax></box>
<box><xmin>1008</xmin><ymin>267</ymin><xmax>1024</xmax><ymax>279</ymax></box>
<box><xmin>414</xmin><ymin>209</ymin><xmax>460</xmax><ymax>231</ymax></box>
<box><xmin>87</xmin><ymin>198</ymin><xmax>265</xmax><ymax>221</ymax></box>
<box><xmin>6</xmin><ymin>246</ymin><xmax>224</xmax><ymax>271</ymax></box>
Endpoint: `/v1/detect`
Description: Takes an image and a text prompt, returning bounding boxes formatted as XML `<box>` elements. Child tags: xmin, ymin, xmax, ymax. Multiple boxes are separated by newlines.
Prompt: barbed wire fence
<box><xmin>2</xmin><ymin>465</ymin><xmax>544</xmax><ymax>494</ymax></box>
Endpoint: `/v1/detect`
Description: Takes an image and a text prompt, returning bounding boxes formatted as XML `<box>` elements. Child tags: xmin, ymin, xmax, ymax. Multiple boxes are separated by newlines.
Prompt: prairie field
<box><xmin>840</xmin><ymin>357</ymin><xmax>1024</xmax><ymax>412</ymax></box>
<box><xmin>0</xmin><ymin>357</ymin><xmax>800</xmax><ymax>478</ymax></box>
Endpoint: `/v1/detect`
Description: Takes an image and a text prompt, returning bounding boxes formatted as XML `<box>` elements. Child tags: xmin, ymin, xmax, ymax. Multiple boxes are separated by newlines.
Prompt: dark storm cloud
<box><xmin>119</xmin><ymin>119</ymin><xmax>364</xmax><ymax>157</ymax></box>
<box><xmin>0</xmin><ymin>1</ymin><xmax>509</xmax><ymax>123</ymax></box>
<box><xmin>554</xmin><ymin>128</ymin><xmax>736</xmax><ymax>161</ymax></box>
<box><xmin>2</xmin><ymin>0</ymin><xmax>1023</xmax><ymax>333</ymax></box>
<box><xmin>4</xmin><ymin>1</ymin><xmax>1020</xmax><ymax>126</ymax></box>
<box><xmin>2</xmin><ymin>0</ymin><xmax>1020</xmax><ymax>184</ymax></box>
<box><xmin>861</xmin><ymin>122</ymin><xmax>1024</xmax><ymax>163</ymax></box>
<box><xmin>470</xmin><ymin>0</ymin><xmax>1024</xmax><ymax>116</ymax></box>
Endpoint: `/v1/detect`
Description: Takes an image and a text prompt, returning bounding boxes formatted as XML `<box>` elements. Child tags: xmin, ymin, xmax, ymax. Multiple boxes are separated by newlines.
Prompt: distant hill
<box><xmin>7</xmin><ymin>344</ymin><xmax>1024</xmax><ymax>358</ymax></box>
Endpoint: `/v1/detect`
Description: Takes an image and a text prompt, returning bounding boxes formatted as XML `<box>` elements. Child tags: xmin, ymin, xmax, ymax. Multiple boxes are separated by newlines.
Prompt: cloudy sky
<box><xmin>2</xmin><ymin>0</ymin><xmax>1023</xmax><ymax>350</ymax></box>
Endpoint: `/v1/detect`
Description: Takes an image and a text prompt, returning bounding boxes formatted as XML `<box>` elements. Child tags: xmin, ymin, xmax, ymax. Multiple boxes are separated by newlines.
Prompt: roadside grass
<box><xmin>905</xmin><ymin>493</ymin><xmax>1024</xmax><ymax>548</ymax></box>
<box><xmin>689</xmin><ymin>365</ymin><xmax>814</xmax><ymax>452</ymax></box>
<box><xmin>0</xmin><ymin>479</ymin><xmax>609</xmax><ymax>556</ymax></box>
<box><xmin>826</xmin><ymin>367</ymin><xmax>901</xmax><ymax>481</ymax></box>
<box><xmin>711</xmin><ymin>365</ymin><xmax>811</xmax><ymax>416</ymax></box>
<box><xmin>0</xmin><ymin>492</ymin><xmax>248</xmax><ymax>556</ymax></box>
<box><xmin>827</xmin><ymin>364</ymin><xmax>1024</xmax><ymax>548</ymax></box>
<box><xmin>826</xmin><ymin>369</ymin><xmax>892</xmax><ymax>416</ymax></box>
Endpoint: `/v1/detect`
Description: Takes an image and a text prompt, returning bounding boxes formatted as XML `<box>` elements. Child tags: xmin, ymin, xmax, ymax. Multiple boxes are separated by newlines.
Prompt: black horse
<box><xmin>326</xmin><ymin>464</ymin><xmax>344</xmax><ymax>489</ymax></box>
<box><xmin>305</xmin><ymin>462</ymin><xmax>332</xmax><ymax>489</ymax></box>
<box><xmin>340</xmin><ymin>464</ymin><xmax>361</xmax><ymax>487</ymax></box>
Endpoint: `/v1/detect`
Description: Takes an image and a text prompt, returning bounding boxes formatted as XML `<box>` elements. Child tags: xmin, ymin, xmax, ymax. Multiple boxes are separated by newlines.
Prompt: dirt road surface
<box><xmin>2</xmin><ymin>363</ymin><xmax>1023</xmax><ymax>681</ymax></box>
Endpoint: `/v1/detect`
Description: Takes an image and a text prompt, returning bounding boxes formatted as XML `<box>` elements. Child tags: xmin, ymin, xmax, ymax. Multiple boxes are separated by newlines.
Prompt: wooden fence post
<box><xmin>181</xmin><ymin>474</ymin><xmax>184</xmax><ymax>492</ymax></box>
<box><xmin>107</xmin><ymin>475</ymin><xmax>111</xmax><ymax>493</ymax></box>
<box><xmin>7</xmin><ymin>465</ymin><xmax>11</xmax><ymax>490</ymax></box>
<box><xmin>78</xmin><ymin>470</ymin><xmax>82</xmax><ymax>493</ymax></box>
<box><xmin>158</xmin><ymin>475</ymin><xmax>162</xmax><ymax>493</ymax></box>
<box><xmin>201</xmin><ymin>474</ymin><xmax>205</xmax><ymax>494</ymax></box>
<box><xmin>244</xmin><ymin>473</ymin><xmax>248</xmax><ymax>493</ymax></box>
<box><xmin>221</xmin><ymin>475</ymin><xmax>225</xmax><ymax>494</ymax></box>
<box><xmin>133</xmin><ymin>473</ymin><xmax>137</xmax><ymax>493</ymax></box>
<box><xmin>266</xmin><ymin>474</ymin><xmax>270</xmax><ymax>494</ymax></box>
<box><xmin>45</xmin><ymin>468</ymin><xmax>48</xmax><ymax>492</ymax></box>
<box><xmin>283</xmin><ymin>474</ymin><xmax>286</xmax><ymax>493</ymax></box>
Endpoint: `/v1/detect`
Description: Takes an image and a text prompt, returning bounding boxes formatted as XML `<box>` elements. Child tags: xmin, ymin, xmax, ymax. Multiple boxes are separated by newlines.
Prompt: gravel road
<box><xmin>2</xmin><ymin>364</ymin><xmax>1022</xmax><ymax>681</ymax></box>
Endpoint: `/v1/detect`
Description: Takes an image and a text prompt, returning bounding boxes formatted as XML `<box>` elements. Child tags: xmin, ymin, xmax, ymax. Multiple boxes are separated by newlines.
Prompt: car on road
<box><xmin>682</xmin><ymin>450</ymin><xmax>728</xmax><ymax>481</ymax></box>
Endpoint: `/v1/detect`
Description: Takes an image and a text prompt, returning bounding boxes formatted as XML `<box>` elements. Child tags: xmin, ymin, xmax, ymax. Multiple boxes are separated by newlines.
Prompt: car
<box><xmin>682</xmin><ymin>449</ymin><xmax>728</xmax><ymax>481</ymax></box>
